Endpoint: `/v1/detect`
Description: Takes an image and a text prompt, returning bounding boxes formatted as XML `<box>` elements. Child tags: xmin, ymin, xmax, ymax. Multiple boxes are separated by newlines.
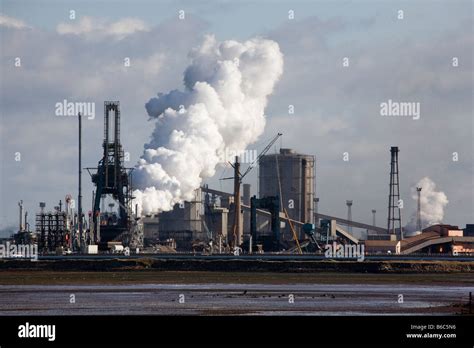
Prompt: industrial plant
<box><xmin>7</xmin><ymin>101</ymin><xmax>474</xmax><ymax>258</ymax></box>
<box><xmin>1</xmin><ymin>2</ymin><xmax>472</xmax><ymax>345</ymax></box>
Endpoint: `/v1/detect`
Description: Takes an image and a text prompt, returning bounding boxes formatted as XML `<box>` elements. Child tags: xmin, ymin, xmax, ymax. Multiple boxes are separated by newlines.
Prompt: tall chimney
<box><xmin>18</xmin><ymin>200</ymin><xmax>23</xmax><ymax>232</ymax></box>
<box><xmin>78</xmin><ymin>112</ymin><xmax>83</xmax><ymax>251</ymax></box>
<box><xmin>416</xmin><ymin>187</ymin><xmax>422</xmax><ymax>232</ymax></box>
<box><xmin>232</xmin><ymin>156</ymin><xmax>242</xmax><ymax>247</ymax></box>
<box><xmin>346</xmin><ymin>200</ymin><xmax>353</xmax><ymax>234</ymax></box>
<box><xmin>243</xmin><ymin>183</ymin><xmax>251</xmax><ymax>236</ymax></box>
<box><xmin>24</xmin><ymin>211</ymin><xmax>28</xmax><ymax>232</ymax></box>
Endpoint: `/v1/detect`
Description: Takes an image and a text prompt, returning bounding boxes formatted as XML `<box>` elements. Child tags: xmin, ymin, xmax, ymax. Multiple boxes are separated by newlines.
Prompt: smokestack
<box><xmin>346</xmin><ymin>200</ymin><xmax>353</xmax><ymax>234</ymax></box>
<box><xmin>372</xmin><ymin>209</ymin><xmax>376</xmax><ymax>227</ymax></box>
<box><xmin>233</xmin><ymin>156</ymin><xmax>242</xmax><ymax>247</ymax></box>
<box><xmin>314</xmin><ymin>197</ymin><xmax>320</xmax><ymax>225</ymax></box>
<box><xmin>18</xmin><ymin>200</ymin><xmax>23</xmax><ymax>232</ymax></box>
<box><xmin>78</xmin><ymin>112</ymin><xmax>83</xmax><ymax>251</ymax></box>
<box><xmin>416</xmin><ymin>187</ymin><xmax>422</xmax><ymax>232</ymax></box>
<box><xmin>243</xmin><ymin>183</ymin><xmax>251</xmax><ymax>235</ymax></box>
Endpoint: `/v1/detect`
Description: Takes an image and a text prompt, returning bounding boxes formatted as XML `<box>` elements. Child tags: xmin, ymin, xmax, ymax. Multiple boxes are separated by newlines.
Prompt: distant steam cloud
<box><xmin>133</xmin><ymin>35</ymin><xmax>284</xmax><ymax>215</ymax></box>
<box><xmin>405</xmin><ymin>177</ymin><xmax>449</xmax><ymax>232</ymax></box>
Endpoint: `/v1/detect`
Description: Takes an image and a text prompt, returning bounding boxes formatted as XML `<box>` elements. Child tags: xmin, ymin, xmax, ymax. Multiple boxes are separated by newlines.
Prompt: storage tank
<box><xmin>259</xmin><ymin>148</ymin><xmax>315</xmax><ymax>239</ymax></box>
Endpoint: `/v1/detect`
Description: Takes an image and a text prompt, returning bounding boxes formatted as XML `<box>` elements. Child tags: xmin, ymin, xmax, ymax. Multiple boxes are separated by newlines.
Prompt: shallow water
<box><xmin>0</xmin><ymin>283</ymin><xmax>471</xmax><ymax>315</ymax></box>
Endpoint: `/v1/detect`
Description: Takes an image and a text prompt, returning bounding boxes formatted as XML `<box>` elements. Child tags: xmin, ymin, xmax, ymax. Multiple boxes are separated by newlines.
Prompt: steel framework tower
<box><xmin>346</xmin><ymin>200</ymin><xmax>353</xmax><ymax>234</ymax></box>
<box><xmin>387</xmin><ymin>146</ymin><xmax>403</xmax><ymax>239</ymax></box>
<box><xmin>416</xmin><ymin>187</ymin><xmax>422</xmax><ymax>232</ymax></box>
<box><xmin>87</xmin><ymin>102</ymin><xmax>134</xmax><ymax>244</ymax></box>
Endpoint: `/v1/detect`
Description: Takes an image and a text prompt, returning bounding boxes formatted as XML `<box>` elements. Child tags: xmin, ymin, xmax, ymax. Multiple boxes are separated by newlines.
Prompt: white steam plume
<box><xmin>133</xmin><ymin>35</ymin><xmax>283</xmax><ymax>215</ymax></box>
<box><xmin>405</xmin><ymin>177</ymin><xmax>449</xmax><ymax>232</ymax></box>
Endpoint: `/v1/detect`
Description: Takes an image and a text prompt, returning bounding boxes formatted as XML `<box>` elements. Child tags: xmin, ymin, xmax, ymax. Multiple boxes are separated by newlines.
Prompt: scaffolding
<box><xmin>36</xmin><ymin>211</ymin><xmax>70</xmax><ymax>252</ymax></box>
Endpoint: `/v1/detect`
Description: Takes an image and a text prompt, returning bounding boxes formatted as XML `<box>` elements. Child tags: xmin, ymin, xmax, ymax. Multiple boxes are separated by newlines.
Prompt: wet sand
<box><xmin>0</xmin><ymin>271</ymin><xmax>472</xmax><ymax>315</ymax></box>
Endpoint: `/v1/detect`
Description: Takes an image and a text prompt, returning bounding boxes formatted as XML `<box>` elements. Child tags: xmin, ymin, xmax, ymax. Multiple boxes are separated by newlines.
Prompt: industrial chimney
<box><xmin>18</xmin><ymin>200</ymin><xmax>23</xmax><ymax>232</ymax></box>
<box><xmin>416</xmin><ymin>187</ymin><xmax>422</xmax><ymax>232</ymax></box>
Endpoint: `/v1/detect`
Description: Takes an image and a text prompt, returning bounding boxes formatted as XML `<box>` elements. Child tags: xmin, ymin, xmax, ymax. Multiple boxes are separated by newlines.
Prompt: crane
<box><xmin>222</xmin><ymin>133</ymin><xmax>282</xmax><ymax>248</ymax></box>
<box><xmin>239</xmin><ymin>132</ymin><xmax>282</xmax><ymax>181</ymax></box>
<box><xmin>221</xmin><ymin>133</ymin><xmax>282</xmax><ymax>183</ymax></box>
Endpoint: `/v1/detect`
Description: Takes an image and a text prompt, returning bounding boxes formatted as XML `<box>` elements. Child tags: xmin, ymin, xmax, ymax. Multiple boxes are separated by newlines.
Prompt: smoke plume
<box><xmin>133</xmin><ymin>35</ymin><xmax>284</xmax><ymax>215</ymax></box>
<box><xmin>405</xmin><ymin>177</ymin><xmax>449</xmax><ymax>232</ymax></box>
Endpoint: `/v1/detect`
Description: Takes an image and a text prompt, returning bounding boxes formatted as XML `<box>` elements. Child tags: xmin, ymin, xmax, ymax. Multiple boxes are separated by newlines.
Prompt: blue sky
<box><xmin>3</xmin><ymin>0</ymin><xmax>470</xmax><ymax>39</ymax></box>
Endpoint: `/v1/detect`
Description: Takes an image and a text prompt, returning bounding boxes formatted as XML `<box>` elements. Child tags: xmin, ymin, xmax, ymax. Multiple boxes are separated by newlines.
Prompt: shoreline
<box><xmin>1</xmin><ymin>258</ymin><xmax>473</xmax><ymax>274</ymax></box>
<box><xmin>0</xmin><ymin>270</ymin><xmax>473</xmax><ymax>286</ymax></box>
<box><xmin>0</xmin><ymin>273</ymin><xmax>472</xmax><ymax>315</ymax></box>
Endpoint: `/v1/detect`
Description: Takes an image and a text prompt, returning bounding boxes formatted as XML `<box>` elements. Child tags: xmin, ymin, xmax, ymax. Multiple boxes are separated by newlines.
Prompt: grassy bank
<box><xmin>0</xmin><ymin>270</ymin><xmax>473</xmax><ymax>286</ymax></box>
<box><xmin>1</xmin><ymin>258</ymin><xmax>473</xmax><ymax>274</ymax></box>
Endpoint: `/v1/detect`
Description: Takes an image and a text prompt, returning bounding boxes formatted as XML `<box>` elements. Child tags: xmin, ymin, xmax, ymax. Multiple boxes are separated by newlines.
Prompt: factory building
<box><xmin>259</xmin><ymin>148</ymin><xmax>315</xmax><ymax>239</ymax></box>
<box><xmin>10</xmin><ymin>99</ymin><xmax>470</xmax><ymax>256</ymax></box>
<box><xmin>205</xmin><ymin>206</ymin><xmax>229</xmax><ymax>243</ymax></box>
<box><xmin>143</xmin><ymin>188</ymin><xmax>208</xmax><ymax>250</ymax></box>
<box><xmin>464</xmin><ymin>224</ymin><xmax>474</xmax><ymax>236</ymax></box>
<box><xmin>364</xmin><ymin>224</ymin><xmax>474</xmax><ymax>255</ymax></box>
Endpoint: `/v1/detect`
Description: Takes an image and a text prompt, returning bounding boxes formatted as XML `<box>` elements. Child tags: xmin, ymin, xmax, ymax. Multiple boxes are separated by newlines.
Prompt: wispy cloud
<box><xmin>56</xmin><ymin>16</ymin><xmax>150</xmax><ymax>40</ymax></box>
<box><xmin>0</xmin><ymin>13</ymin><xmax>31</xmax><ymax>29</ymax></box>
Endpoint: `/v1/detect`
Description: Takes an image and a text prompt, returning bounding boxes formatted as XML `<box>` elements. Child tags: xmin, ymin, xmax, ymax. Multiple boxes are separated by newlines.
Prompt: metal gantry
<box><xmin>87</xmin><ymin>102</ymin><xmax>134</xmax><ymax>245</ymax></box>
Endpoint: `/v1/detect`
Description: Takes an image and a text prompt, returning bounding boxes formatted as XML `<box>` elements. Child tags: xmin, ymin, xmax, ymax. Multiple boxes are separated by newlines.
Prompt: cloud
<box><xmin>56</xmin><ymin>16</ymin><xmax>150</xmax><ymax>40</ymax></box>
<box><xmin>0</xmin><ymin>14</ymin><xmax>209</xmax><ymax>229</ymax></box>
<box><xmin>0</xmin><ymin>13</ymin><xmax>30</xmax><ymax>29</ymax></box>
<box><xmin>135</xmin><ymin>35</ymin><xmax>284</xmax><ymax>214</ymax></box>
<box><xmin>262</xmin><ymin>13</ymin><xmax>472</xmax><ymax>227</ymax></box>
<box><xmin>0</xmin><ymin>4</ymin><xmax>472</xmax><ymax>233</ymax></box>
